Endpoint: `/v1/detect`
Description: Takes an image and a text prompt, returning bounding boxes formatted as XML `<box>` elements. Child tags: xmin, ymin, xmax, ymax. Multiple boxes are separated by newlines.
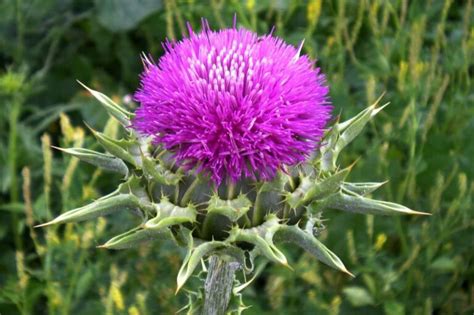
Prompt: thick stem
<box><xmin>202</xmin><ymin>256</ymin><xmax>239</xmax><ymax>315</ymax></box>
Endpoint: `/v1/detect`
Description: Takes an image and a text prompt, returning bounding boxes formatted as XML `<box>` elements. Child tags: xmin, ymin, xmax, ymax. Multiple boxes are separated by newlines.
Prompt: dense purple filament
<box><xmin>134</xmin><ymin>20</ymin><xmax>332</xmax><ymax>184</ymax></box>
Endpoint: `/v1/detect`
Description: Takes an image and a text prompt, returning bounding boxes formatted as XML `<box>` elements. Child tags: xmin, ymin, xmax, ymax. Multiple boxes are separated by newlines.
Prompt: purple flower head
<box><xmin>134</xmin><ymin>20</ymin><xmax>332</xmax><ymax>185</ymax></box>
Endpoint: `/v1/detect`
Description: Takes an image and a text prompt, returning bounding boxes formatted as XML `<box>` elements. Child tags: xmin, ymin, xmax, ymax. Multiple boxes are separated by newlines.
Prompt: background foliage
<box><xmin>0</xmin><ymin>0</ymin><xmax>473</xmax><ymax>314</ymax></box>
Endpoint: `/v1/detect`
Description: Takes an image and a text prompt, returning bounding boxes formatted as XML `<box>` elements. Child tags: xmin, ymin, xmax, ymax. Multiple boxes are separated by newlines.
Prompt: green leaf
<box><xmin>228</xmin><ymin>218</ymin><xmax>288</xmax><ymax>266</ymax></box>
<box><xmin>75</xmin><ymin>269</ymin><xmax>94</xmax><ymax>301</ymax></box>
<box><xmin>320</xmin><ymin>96</ymin><xmax>388</xmax><ymax>171</ymax></box>
<box><xmin>95</xmin><ymin>0</ymin><xmax>163</xmax><ymax>32</ymax></box>
<box><xmin>35</xmin><ymin>194</ymin><xmax>140</xmax><ymax>227</ymax></box>
<box><xmin>207</xmin><ymin>194</ymin><xmax>252</xmax><ymax>222</ymax></box>
<box><xmin>54</xmin><ymin>146</ymin><xmax>129</xmax><ymax>176</ymax></box>
<box><xmin>335</xmin><ymin>96</ymin><xmax>388</xmax><ymax>154</ymax></box>
<box><xmin>116</xmin><ymin>175</ymin><xmax>149</xmax><ymax>202</ymax></box>
<box><xmin>78</xmin><ymin>81</ymin><xmax>133</xmax><ymax>126</ymax></box>
<box><xmin>274</xmin><ymin>225</ymin><xmax>353</xmax><ymax>276</ymax></box>
<box><xmin>285</xmin><ymin>166</ymin><xmax>351</xmax><ymax>208</ymax></box>
<box><xmin>342</xmin><ymin>181</ymin><xmax>387</xmax><ymax>196</ymax></box>
<box><xmin>430</xmin><ymin>256</ymin><xmax>458</xmax><ymax>272</ymax></box>
<box><xmin>141</xmin><ymin>153</ymin><xmax>182</xmax><ymax>185</ymax></box>
<box><xmin>309</xmin><ymin>166</ymin><xmax>352</xmax><ymax>200</ymax></box>
<box><xmin>319</xmin><ymin>127</ymin><xmax>339</xmax><ymax>171</ymax></box>
<box><xmin>284</xmin><ymin>176</ymin><xmax>313</xmax><ymax>209</ymax></box>
<box><xmin>343</xmin><ymin>286</ymin><xmax>375</xmax><ymax>307</ymax></box>
<box><xmin>316</xmin><ymin>191</ymin><xmax>430</xmax><ymax>216</ymax></box>
<box><xmin>87</xmin><ymin>125</ymin><xmax>139</xmax><ymax>167</ymax></box>
<box><xmin>217</xmin><ymin>246</ymin><xmax>254</xmax><ymax>273</ymax></box>
<box><xmin>99</xmin><ymin>226</ymin><xmax>172</xmax><ymax>249</ymax></box>
<box><xmin>144</xmin><ymin>197</ymin><xmax>196</xmax><ymax>230</ymax></box>
<box><xmin>176</xmin><ymin>237</ymin><xmax>228</xmax><ymax>292</ymax></box>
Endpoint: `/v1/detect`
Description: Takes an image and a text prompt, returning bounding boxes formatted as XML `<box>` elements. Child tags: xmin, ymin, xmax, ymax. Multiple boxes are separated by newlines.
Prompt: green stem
<box><xmin>252</xmin><ymin>183</ymin><xmax>266</xmax><ymax>226</ymax></box>
<box><xmin>44</xmin><ymin>238</ymin><xmax>54</xmax><ymax>315</ymax></box>
<box><xmin>202</xmin><ymin>212</ymin><xmax>216</xmax><ymax>240</ymax></box>
<box><xmin>8</xmin><ymin>98</ymin><xmax>20</xmax><ymax>202</ymax></box>
<box><xmin>61</xmin><ymin>248</ymin><xmax>87</xmax><ymax>315</ymax></box>
<box><xmin>252</xmin><ymin>187</ymin><xmax>263</xmax><ymax>226</ymax></box>
<box><xmin>395</xmin><ymin>217</ymin><xmax>409</xmax><ymax>255</ymax></box>
<box><xmin>202</xmin><ymin>256</ymin><xmax>239</xmax><ymax>315</ymax></box>
<box><xmin>9</xmin><ymin>96</ymin><xmax>22</xmax><ymax>250</ymax></box>
<box><xmin>181</xmin><ymin>177</ymin><xmax>200</xmax><ymax>206</ymax></box>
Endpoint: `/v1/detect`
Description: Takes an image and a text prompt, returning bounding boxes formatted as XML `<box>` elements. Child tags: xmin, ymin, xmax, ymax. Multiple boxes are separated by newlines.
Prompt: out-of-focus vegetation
<box><xmin>0</xmin><ymin>0</ymin><xmax>473</xmax><ymax>314</ymax></box>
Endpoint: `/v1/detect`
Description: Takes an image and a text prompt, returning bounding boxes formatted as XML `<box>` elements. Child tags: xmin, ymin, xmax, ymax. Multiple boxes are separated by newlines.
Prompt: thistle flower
<box><xmin>38</xmin><ymin>18</ymin><xmax>428</xmax><ymax>314</ymax></box>
<box><xmin>134</xmin><ymin>20</ymin><xmax>331</xmax><ymax>184</ymax></box>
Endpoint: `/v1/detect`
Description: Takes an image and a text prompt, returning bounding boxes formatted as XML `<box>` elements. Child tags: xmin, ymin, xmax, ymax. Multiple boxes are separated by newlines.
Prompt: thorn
<box><xmin>282</xmin><ymin>262</ymin><xmax>294</xmax><ymax>271</ymax></box>
<box><xmin>344</xmin><ymin>268</ymin><xmax>355</xmax><ymax>278</ymax></box>
<box><xmin>372</xmin><ymin>102</ymin><xmax>390</xmax><ymax>117</ymax></box>
<box><xmin>410</xmin><ymin>210</ymin><xmax>432</xmax><ymax>216</ymax></box>
<box><xmin>83</xmin><ymin>122</ymin><xmax>100</xmax><ymax>137</ymax></box>
<box><xmin>76</xmin><ymin>79</ymin><xmax>88</xmax><ymax>91</ymax></box>
<box><xmin>51</xmin><ymin>145</ymin><xmax>65</xmax><ymax>151</ymax></box>
<box><xmin>347</xmin><ymin>157</ymin><xmax>361</xmax><ymax>171</ymax></box>
<box><xmin>371</xmin><ymin>91</ymin><xmax>387</xmax><ymax>107</ymax></box>
<box><xmin>34</xmin><ymin>221</ymin><xmax>56</xmax><ymax>228</ymax></box>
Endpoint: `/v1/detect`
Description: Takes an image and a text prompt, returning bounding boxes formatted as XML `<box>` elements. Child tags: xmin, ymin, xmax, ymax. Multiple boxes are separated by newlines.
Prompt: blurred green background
<box><xmin>0</xmin><ymin>0</ymin><xmax>473</xmax><ymax>314</ymax></box>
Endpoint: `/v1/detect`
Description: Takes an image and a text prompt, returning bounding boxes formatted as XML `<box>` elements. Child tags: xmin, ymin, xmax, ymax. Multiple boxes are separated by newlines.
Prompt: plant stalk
<box><xmin>202</xmin><ymin>256</ymin><xmax>239</xmax><ymax>315</ymax></box>
<box><xmin>9</xmin><ymin>96</ymin><xmax>23</xmax><ymax>251</ymax></box>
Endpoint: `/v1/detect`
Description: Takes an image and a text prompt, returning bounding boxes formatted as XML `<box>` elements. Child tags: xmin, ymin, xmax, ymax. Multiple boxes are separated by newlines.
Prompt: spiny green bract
<box><xmin>37</xmin><ymin>83</ymin><xmax>429</xmax><ymax>296</ymax></box>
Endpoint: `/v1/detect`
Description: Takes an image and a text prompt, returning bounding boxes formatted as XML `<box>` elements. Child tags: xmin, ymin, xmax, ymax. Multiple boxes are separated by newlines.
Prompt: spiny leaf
<box><xmin>233</xmin><ymin>262</ymin><xmax>267</xmax><ymax>294</ymax></box>
<box><xmin>228</xmin><ymin>218</ymin><xmax>288</xmax><ymax>267</ymax></box>
<box><xmin>54</xmin><ymin>146</ymin><xmax>129</xmax><ymax>176</ymax></box>
<box><xmin>309</xmin><ymin>164</ymin><xmax>354</xmax><ymax>199</ymax></box>
<box><xmin>320</xmin><ymin>95</ymin><xmax>388</xmax><ymax>171</ymax></box>
<box><xmin>274</xmin><ymin>224</ymin><xmax>353</xmax><ymax>276</ymax></box>
<box><xmin>336</xmin><ymin>94</ymin><xmax>387</xmax><ymax>134</ymax></box>
<box><xmin>315</xmin><ymin>191</ymin><xmax>430</xmax><ymax>216</ymax></box>
<box><xmin>87</xmin><ymin>125</ymin><xmax>140</xmax><ymax>167</ymax></box>
<box><xmin>342</xmin><ymin>181</ymin><xmax>388</xmax><ymax>196</ymax></box>
<box><xmin>334</xmin><ymin>99</ymin><xmax>388</xmax><ymax>157</ymax></box>
<box><xmin>319</xmin><ymin>126</ymin><xmax>339</xmax><ymax>171</ymax></box>
<box><xmin>145</xmin><ymin>197</ymin><xmax>197</xmax><ymax>230</ymax></box>
<box><xmin>113</xmin><ymin>175</ymin><xmax>153</xmax><ymax>210</ymax></box>
<box><xmin>98</xmin><ymin>226</ymin><xmax>172</xmax><ymax>249</ymax></box>
<box><xmin>216</xmin><ymin>246</ymin><xmax>253</xmax><ymax>273</ymax></box>
<box><xmin>141</xmin><ymin>153</ymin><xmax>182</xmax><ymax>185</ymax></box>
<box><xmin>78</xmin><ymin>81</ymin><xmax>133</xmax><ymax>127</ymax></box>
<box><xmin>35</xmin><ymin>194</ymin><xmax>140</xmax><ymax>227</ymax></box>
<box><xmin>284</xmin><ymin>176</ymin><xmax>313</xmax><ymax>209</ymax></box>
<box><xmin>176</xmin><ymin>238</ymin><xmax>228</xmax><ymax>292</ymax></box>
<box><xmin>285</xmin><ymin>166</ymin><xmax>352</xmax><ymax>208</ymax></box>
<box><xmin>207</xmin><ymin>194</ymin><xmax>252</xmax><ymax>222</ymax></box>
